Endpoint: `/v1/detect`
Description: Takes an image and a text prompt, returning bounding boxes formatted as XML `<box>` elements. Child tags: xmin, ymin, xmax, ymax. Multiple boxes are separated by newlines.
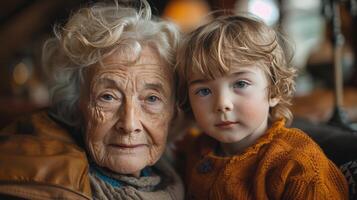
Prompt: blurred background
<box><xmin>0</xmin><ymin>0</ymin><xmax>357</xmax><ymax>129</ymax></box>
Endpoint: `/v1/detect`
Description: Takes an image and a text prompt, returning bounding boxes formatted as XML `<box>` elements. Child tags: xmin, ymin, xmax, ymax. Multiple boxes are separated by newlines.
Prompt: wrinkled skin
<box><xmin>80</xmin><ymin>46</ymin><xmax>175</xmax><ymax>177</ymax></box>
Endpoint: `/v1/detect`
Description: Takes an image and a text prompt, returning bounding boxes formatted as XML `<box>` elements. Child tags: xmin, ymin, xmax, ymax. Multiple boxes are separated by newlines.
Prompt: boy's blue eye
<box><xmin>233</xmin><ymin>81</ymin><xmax>248</xmax><ymax>89</ymax></box>
<box><xmin>195</xmin><ymin>88</ymin><xmax>211</xmax><ymax>96</ymax></box>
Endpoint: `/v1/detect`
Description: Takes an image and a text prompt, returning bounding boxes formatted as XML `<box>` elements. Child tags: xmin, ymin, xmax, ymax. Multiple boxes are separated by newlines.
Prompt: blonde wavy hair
<box><xmin>43</xmin><ymin>0</ymin><xmax>180</xmax><ymax>128</ymax></box>
<box><xmin>176</xmin><ymin>14</ymin><xmax>296</xmax><ymax>125</ymax></box>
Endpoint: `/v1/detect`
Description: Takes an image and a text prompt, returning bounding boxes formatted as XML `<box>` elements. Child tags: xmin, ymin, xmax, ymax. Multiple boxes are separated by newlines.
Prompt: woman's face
<box><xmin>80</xmin><ymin>46</ymin><xmax>175</xmax><ymax>177</ymax></box>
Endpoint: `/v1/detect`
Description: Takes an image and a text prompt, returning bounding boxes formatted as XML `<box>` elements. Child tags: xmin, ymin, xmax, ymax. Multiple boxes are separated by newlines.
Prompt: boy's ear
<box><xmin>269</xmin><ymin>97</ymin><xmax>279</xmax><ymax>107</ymax></box>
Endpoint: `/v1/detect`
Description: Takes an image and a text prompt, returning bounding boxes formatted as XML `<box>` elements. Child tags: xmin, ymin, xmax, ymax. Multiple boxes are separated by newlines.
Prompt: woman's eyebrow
<box><xmin>144</xmin><ymin>83</ymin><xmax>163</xmax><ymax>90</ymax></box>
<box><xmin>92</xmin><ymin>78</ymin><xmax>125</xmax><ymax>92</ymax></box>
<box><xmin>95</xmin><ymin>78</ymin><xmax>120</xmax><ymax>87</ymax></box>
<box><xmin>144</xmin><ymin>82</ymin><xmax>168</xmax><ymax>95</ymax></box>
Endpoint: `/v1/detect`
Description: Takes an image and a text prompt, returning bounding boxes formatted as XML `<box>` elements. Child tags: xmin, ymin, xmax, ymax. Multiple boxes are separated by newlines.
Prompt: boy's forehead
<box><xmin>188</xmin><ymin>71</ymin><xmax>207</xmax><ymax>82</ymax></box>
<box><xmin>188</xmin><ymin>64</ymin><xmax>268</xmax><ymax>82</ymax></box>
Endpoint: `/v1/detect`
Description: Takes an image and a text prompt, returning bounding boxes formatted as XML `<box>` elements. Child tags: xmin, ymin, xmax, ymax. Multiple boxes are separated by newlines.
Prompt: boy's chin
<box><xmin>210</xmin><ymin>134</ymin><xmax>245</xmax><ymax>144</ymax></box>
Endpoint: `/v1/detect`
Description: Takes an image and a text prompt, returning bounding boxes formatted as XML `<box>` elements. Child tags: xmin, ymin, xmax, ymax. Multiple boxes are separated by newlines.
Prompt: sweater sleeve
<box><xmin>281</xmin><ymin>161</ymin><xmax>348</xmax><ymax>200</ymax></box>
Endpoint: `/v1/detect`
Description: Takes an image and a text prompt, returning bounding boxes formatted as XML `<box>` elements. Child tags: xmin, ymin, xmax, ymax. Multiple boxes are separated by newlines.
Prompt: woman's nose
<box><xmin>115</xmin><ymin>99</ymin><xmax>142</xmax><ymax>134</ymax></box>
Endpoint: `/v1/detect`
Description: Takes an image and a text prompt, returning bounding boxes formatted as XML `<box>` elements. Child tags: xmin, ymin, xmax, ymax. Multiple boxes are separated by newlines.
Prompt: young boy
<box><xmin>175</xmin><ymin>14</ymin><xmax>348</xmax><ymax>199</ymax></box>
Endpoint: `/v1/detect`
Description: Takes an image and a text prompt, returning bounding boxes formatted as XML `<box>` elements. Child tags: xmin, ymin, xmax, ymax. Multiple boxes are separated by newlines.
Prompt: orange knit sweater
<box><xmin>183</xmin><ymin>119</ymin><xmax>348</xmax><ymax>200</ymax></box>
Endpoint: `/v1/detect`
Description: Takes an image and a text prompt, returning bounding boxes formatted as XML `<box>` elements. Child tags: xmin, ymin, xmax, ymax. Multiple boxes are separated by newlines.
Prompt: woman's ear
<box><xmin>269</xmin><ymin>97</ymin><xmax>279</xmax><ymax>107</ymax></box>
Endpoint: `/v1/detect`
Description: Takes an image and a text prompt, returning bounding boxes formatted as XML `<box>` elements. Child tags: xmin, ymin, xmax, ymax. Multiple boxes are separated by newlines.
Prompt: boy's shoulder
<box><xmin>267</xmin><ymin>123</ymin><xmax>331</xmax><ymax>165</ymax></box>
<box><xmin>273</xmin><ymin>125</ymin><xmax>321</xmax><ymax>150</ymax></box>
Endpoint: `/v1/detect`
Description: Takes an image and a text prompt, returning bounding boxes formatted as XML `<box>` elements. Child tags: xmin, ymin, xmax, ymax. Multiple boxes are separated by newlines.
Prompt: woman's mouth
<box><xmin>109</xmin><ymin>143</ymin><xmax>148</xmax><ymax>153</ymax></box>
<box><xmin>110</xmin><ymin>143</ymin><xmax>147</xmax><ymax>148</ymax></box>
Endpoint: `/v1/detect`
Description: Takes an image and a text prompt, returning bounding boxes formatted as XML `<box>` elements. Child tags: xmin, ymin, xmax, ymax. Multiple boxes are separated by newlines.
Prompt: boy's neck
<box><xmin>219</xmin><ymin>119</ymin><xmax>270</xmax><ymax>156</ymax></box>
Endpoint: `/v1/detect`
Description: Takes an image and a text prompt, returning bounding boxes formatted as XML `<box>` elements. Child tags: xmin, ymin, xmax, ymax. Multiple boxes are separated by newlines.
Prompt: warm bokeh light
<box><xmin>162</xmin><ymin>0</ymin><xmax>211</xmax><ymax>32</ymax></box>
<box><xmin>13</xmin><ymin>62</ymin><xmax>30</xmax><ymax>85</ymax></box>
<box><xmin>248</xmin><ymin>0</ymin><xmax>279</xmax><ymax>26</ymax></box>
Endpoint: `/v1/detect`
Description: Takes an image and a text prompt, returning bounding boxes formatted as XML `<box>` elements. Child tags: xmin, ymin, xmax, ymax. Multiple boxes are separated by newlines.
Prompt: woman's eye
<box><xmin>100</xmin><ymin>94</ymin><xmax>115</xmax><ymax>101</ymax></box>
<box><xmin>195</xmin><ymin>88</ymin><xmax>211</xmax><ymax>97</ymax></box>
<box><xmin>233</xmin><ymin>80</ymin><xmax>249</xmax><ymax>89</ymax></box>
<box><xmin>146</xmin><ymin>95</ymin><xmax>160</xmax><ymax>103</ymax></box>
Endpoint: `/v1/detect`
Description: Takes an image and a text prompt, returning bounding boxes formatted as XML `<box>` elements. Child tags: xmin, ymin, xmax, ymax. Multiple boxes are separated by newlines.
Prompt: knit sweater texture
<box><xmin>184</xmin><ymin>119</ymin><xmax>349</xmax><ymax>200</ymax></box>
<box><xmin>89</xmin><ymin>158</ymin><xmax>184</xmax><ymax>200</ymax></box>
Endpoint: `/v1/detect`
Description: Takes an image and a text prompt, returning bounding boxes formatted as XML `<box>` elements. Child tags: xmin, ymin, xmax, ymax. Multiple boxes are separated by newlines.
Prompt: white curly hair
<box><xmin>42</xmin><ymin>0</ymin><xmax>180</xmax><ymax>128</ymax></box>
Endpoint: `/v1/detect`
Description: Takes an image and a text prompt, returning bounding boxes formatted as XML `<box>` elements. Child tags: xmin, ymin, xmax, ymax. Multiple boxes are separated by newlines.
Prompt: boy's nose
<box><xmin>215</xmin><ymin>95</ymin><xmax>233</xmax><ymax>113</ymax></box>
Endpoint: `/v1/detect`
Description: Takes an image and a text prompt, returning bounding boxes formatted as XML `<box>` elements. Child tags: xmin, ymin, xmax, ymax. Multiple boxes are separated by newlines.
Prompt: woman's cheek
<box><xmin>84</xmin><ymin>105</ymin><xmax>116</xmax><ymax>162</ymax></box>
<box><xmin>145</xmin><ymin>113</ymin><xmax>170</xmax><ymax>163</ymax></box>
<box><xmin>148</xmin><ymin>145</ymin><xmax>163</xmax><ymax>166</ymax></box>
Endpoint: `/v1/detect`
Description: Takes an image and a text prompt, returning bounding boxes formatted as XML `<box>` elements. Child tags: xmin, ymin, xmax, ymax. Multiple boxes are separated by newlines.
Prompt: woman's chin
<box><xmin>106</xmin><ymin>156</ymin><xmax>149</xmax><ymax>176</ymax></box>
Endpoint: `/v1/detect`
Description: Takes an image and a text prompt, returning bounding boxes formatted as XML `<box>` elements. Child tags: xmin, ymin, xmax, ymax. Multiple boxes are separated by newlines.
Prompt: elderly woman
<box><xmin>0</xmin><ymin>1</ymin><xmax>183</xmax><ymax>199</ymax></box>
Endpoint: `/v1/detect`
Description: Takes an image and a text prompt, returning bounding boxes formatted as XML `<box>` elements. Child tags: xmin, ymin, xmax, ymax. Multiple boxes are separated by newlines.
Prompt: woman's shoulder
<box><xmin>0</xmin><ymin>110</ymin><xmax>91</xmax><ymax>199</ymax></box>
<box><xmin>0</xmin><ymin>110</ymin><xmax>76</xmax><ymax>142</ymax></box>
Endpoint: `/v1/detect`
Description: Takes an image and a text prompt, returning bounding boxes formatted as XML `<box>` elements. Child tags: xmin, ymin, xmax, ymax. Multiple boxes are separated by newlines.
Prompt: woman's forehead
<box><xmin>79</xmin><ymin>46</ymin><xmax>173</xmax><ymax>95</ymax></box>
<box><xmin>89</xmin><ymin>45</ymin><xmax>172</xmax><ymax>80</ymax></box>
<box><xmin>102</xmin><ymin>46</ymin><xmax>165</xmax><ymax>67</ymax></box>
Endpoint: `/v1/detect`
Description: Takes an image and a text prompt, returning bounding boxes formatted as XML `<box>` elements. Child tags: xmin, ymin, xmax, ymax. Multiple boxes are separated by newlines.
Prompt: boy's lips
<box><xmin>215</xmin><ymin>121</ymin><xmax>238</xmax><ymax>128</ymax></box>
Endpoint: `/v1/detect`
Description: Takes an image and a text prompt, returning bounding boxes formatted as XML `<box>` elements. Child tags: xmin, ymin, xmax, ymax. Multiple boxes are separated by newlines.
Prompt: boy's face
<box><xmin>188</xmin><ymin>65</ymin><xmax>278</xmax><ymax>154</ymax></box>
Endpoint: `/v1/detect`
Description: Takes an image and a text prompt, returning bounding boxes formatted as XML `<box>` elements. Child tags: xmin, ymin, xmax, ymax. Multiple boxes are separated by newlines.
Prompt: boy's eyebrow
<box><xmin>188</xmin><ymin>79</ymin><xmax>209</xmax><ymax>86</ymax></box>
<box><xmin>230</xmin><ymin>70</ymin><xmax>256</xmax><ymax>76</ymax></box>
<box><xmin>188</xmin><ymin>70</ymin><xmax>256</xmax><ymax>86</ymax></box>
